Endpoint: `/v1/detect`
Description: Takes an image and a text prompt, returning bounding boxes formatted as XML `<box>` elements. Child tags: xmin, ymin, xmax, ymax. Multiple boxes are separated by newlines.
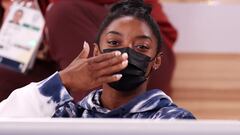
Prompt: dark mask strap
<box><xmin>149</xmin><ymin>51</ymin><xmax>163</xmax><ymax>61</ymax></box>
<box><xmin>146</xmin><ymin>51</ymin><xmax>163</xmax><ymax>80</ymax></box>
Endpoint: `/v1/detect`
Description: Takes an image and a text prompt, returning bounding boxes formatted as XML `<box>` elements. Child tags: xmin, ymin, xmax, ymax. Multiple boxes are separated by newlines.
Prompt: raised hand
<box><xmin>59</xmin><ymin>42</ymin><xmax>128</xmax><ymax>92</ymax></box>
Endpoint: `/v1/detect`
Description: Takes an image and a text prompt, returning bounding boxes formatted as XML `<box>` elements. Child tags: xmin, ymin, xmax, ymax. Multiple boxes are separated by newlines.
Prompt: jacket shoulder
<box><xmin>153</xmin><ymin>105</ymin><xmax>196</xmax><ymax>119</ymax></box>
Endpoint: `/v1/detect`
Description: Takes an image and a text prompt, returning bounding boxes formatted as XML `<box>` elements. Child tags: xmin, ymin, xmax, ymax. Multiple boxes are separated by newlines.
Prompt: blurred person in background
<box><xmin>0</xmin><ymin>0</ymin><xmax>177</xmax><ymax>101</ymax></box>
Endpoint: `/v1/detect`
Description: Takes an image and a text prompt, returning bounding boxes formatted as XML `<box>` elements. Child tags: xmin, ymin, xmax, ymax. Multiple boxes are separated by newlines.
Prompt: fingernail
<box><xmin>122</xmin><ymin>60</ymin><xmax>128</xmax><ymax>66</ymax></box>
<box><xmin>114</xmin><ymin>51</ymin><xmax>121</xmax><ymax>56</ymax></box>
<box><xmin>83</xmin><ymin>41</ymin><xmax>88</xmax><ymax>48</ymax></box>
<box><xmin>122</xmin><ymin>53</ymin><xmax>128</xmax><ymax>59</ymax></box>
<box><xmin>115</xmin><ymin>74</ymin><xmax>122</xmax><ymax>79</ymax></box>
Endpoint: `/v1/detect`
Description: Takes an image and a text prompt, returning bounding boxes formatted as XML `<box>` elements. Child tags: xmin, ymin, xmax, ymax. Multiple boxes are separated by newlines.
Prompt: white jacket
<box><xmin>0</xmin><ymin>72</ymin><xmax>72</xmax><ymax>117</ymax></box>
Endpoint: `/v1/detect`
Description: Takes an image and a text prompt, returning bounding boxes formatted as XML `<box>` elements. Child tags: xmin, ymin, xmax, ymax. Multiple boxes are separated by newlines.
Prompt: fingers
<box><xmin>88</xmin><ymin>50</ymin><xmax>121</xmax><ymax>64</ymax></box>
<box><xmin>89</xmin><ymin>53</ymin><xmax>128</xmax><ymax>70</ymax></box>
<box><xmin>88</xmin><ymin>50</ymin><xmax>129</xmax><ymax>80</ymax></box>
<box><xmin>94</xmin><ymin>59</ymin><xmax>128</xmax><ymax>78</ymax></box>
<box><xmin>96</xmin><ymin>74</ymin><xmax>123</xmax><ymax>84</ymax></box>
<box><xmin>77</xmin><ymin>41</ymin><xmax>90</xmax><ymax>59</ymax></box>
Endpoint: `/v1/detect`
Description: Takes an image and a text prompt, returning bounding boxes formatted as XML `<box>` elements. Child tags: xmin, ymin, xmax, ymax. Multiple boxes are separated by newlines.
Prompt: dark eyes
<box><xmin>107</xmin><ymin>40</ymin><xmax>120</xmax><ymax>46</ymax></box>
<box><xmin>135</xmin><ymin>44</ymin><xmax>150</xmax><ymax>51</ymax></box>
<box><xmin>107</xmin><ymin>40</ymin><xmax>150</xmax><ymax>52</ymax></box>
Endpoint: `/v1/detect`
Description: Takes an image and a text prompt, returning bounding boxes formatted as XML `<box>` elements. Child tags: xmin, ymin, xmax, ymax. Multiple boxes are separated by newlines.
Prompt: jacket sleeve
<box><xmin>0</xmin><ymin>72</ymin><xmax>73</xmax><ymax>117</ymax></box>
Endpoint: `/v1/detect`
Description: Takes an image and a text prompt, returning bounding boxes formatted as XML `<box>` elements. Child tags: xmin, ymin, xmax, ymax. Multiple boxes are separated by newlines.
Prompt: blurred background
<box><xmin>161</xmin><ymin>0</ymin><xmax>240</xmax><ymax>119</ymax></box>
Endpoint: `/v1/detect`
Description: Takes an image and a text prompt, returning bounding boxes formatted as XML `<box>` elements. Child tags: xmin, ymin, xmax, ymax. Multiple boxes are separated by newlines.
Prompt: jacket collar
<box><xmin>78</xmin><ymin>89</ymin><xmax>173</xmax><ymax>116</ymax></box>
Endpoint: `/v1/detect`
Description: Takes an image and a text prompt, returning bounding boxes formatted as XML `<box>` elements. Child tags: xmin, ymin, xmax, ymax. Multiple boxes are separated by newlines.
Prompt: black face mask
<box><xmin>103</xmin><ymin>47</ymin><xmax>151</xmax><ymax>92</ymax></box>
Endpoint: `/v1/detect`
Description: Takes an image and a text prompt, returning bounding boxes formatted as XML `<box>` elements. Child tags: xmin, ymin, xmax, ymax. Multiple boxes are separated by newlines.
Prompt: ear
<box><xmin>152</xmin><ymin>52</ymin><xmax>163</xmax><ymax>70</ymax></box>
<box><xmin>93</xmin><ymin>43</ymin><xmax>101</xmax><ymax>57</ymax></box>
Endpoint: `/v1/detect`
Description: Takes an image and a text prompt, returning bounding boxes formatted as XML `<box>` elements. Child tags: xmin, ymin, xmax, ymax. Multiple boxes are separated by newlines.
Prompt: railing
<box><xmin>0</xmin><ymin>119</ymin><xmax>239</xmax><ymax>135</ymax></box>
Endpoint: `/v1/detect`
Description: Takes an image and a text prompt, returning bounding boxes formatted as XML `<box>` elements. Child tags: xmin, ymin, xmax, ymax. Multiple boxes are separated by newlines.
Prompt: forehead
<box><xmin>103</xmin><ymin>16</ymin><xmax>154</xmax><ymax>37</ymax></box>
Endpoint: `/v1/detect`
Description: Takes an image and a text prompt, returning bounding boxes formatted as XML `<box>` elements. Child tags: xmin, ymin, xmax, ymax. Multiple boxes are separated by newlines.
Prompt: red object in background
<box><xmin>0</xmin><ymin>0</ymin><xmax>4</xmax><ymax>27</ymax></box>
<box><xmin>52</xmin><ymin>0</ymin><xmax>177</xmax><ymax>48</ymax></box>
<box><xmin>38</xmin><ymin>0</ymin><xmax>50</xmax><ymax>15</ymax></box>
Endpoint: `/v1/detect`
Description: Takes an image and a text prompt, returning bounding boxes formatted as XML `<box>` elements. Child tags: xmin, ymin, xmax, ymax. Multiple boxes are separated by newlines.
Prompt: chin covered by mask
<box><xmin>103</xmin><ymin>47</ymin><xmax>151</xmax><ymax>92</ymax></box>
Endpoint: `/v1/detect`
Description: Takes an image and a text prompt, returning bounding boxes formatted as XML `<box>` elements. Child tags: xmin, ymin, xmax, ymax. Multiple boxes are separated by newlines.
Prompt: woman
<box><xmin>0</xmin><ymin>0</ymin><xmax>195</xmax><ymax>119</ymax></box>
<box><xmin>0</xmin><ymin>0</ymin><xmax>176</xmax><ymax>101</ymax></box>
<box><xmin>46</xmin><ymin>0</ymin><xmax>177</xmax><ymax>97</ymax></box>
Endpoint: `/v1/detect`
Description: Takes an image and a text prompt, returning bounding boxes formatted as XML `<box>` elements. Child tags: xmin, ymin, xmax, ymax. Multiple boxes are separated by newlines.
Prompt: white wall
<box><xmin>162</xmin><ymin>3</ymin><xmax>240</xmax><ymax>53</ymax></box>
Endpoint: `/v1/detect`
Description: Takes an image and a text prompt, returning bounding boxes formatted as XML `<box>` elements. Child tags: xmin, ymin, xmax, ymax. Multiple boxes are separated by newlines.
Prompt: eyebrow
<box><xmin>106</xmin><ymin>31</ymin><xmax>152</xmax><ymax>41</ymax></box>
<box><xmin>135</xmin><ymin>35</ymin><xmax>152</xmax><ymax>41</ymax></box>
<box><xmin>106</xmin><ymin>31</ymin><xmax>122</xmax><ymax>36</ymax></box>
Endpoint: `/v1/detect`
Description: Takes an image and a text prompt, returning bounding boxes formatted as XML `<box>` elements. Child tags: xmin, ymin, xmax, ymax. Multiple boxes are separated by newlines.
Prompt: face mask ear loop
<box><xmin>149</xmin><ymin>50</ymin><xmax>163</xmax><ymax>62</ymax></box>
<box><xmin>145</xmin><ymin>68</ymin><xmax>153</xmax><ymax>80</ymax></box>
<box><xmin>145</xmin><ymin>51</ymin><xmax>163</xmax><ymax>80</ymax></box>
<box><xmin>145</xmin><ymin>56</ymin><xmax>156</xmax><ymax>81</ymax></box>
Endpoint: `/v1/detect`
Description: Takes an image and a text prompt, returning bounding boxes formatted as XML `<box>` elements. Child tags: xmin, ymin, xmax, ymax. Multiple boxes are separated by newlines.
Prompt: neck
<box><xmin>100</xmin><ymin>82</ymin><xmax>147</xmax><ymax>110</ymax></box>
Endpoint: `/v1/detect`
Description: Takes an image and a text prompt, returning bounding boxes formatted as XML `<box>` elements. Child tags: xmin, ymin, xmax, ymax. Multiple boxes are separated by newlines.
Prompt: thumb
<box><xmin>78</xmin><ymin>41</ymin><xmax>90</xmax><ymax>59</ymax></box>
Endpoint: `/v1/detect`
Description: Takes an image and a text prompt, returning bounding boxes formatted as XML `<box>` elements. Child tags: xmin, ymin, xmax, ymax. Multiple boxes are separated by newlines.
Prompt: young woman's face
<box><xmin>97</xmin><ymin>16</ymin><xmax>161</xmax><ymax>77</ymax></box>
<box><xmin>99</xmin><ymin>16</ymin><xmax>158</xmax><ymax>59</ymax></box>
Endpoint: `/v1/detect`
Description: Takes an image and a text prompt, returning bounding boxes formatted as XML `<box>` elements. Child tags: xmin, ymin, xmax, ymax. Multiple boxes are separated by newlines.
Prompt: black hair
<box><xmin>95</xmin><ymin>0</ymin><xmax>163</xmax><ymax>53</ymax></box>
